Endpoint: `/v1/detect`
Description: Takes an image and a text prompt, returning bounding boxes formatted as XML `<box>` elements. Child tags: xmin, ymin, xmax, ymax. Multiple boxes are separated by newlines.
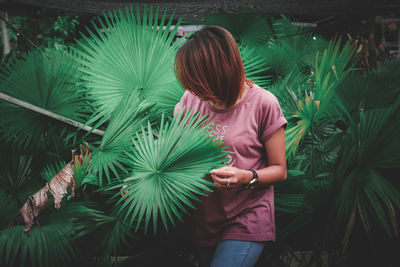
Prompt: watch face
<box><xmin>249</xmin><ymin>178</ymin><xmax>258</xmax><ymax>185</ymax></box>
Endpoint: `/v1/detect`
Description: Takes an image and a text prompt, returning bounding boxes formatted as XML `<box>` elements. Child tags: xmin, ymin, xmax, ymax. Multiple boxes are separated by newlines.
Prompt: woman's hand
<box><xmin>210</xmin><ymin>166</ymin><xmax>252</xmax><ymax>189</ymax></box>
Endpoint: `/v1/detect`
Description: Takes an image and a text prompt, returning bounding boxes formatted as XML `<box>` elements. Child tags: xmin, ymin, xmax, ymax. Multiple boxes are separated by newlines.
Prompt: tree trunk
<box><xmin>0</xmin><ymin>11</ymin><xmax>10</xmax><ymax>58</ymax></box>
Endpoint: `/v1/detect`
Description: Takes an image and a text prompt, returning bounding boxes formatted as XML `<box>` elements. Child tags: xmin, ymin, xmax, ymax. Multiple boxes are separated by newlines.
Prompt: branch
<box><xmin>0</xmin><ymin>15</ymin><xmax>37</xmax><ymax>48</ymax></box>
<box><xmin>0</xmin><ymin>92</ymin><xmax>105</xmax><ymax>136</ymax></box>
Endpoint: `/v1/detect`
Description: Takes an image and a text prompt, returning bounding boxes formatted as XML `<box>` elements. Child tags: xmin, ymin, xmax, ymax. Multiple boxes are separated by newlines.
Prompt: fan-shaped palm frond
<box><xmin>238</xmin><ymin>44</ymin><xmax>271</xmax><ymax>88</ymax></box>
<box><xmin>337</xmin><ymin>63</ymin><xmax>400</xmax><ymax>113</ymax></box>
<box><xmin>203</xmin><ymin>13</ymin><xmax>271</xmax><ymax>46</ymax></box>
<box><xmin>0</xmin><ymin>203</ymin><xmax>83</xmax><ymax>267</ymax></box>
<box><xmin>332</xmin><ymin>107</ymin><xmax>400</xmax><ymax>238</ymax></box>
<box><xmin>258</xmin><ymin>41</ymin><xmax>304</xmax><ymax>79</ymax></box>
<box><xmin>88</xmin><ymin>92</ymin><xmax>155</xmax><ymax>186</ymax></box>
<box><xmin>48</xmin><ymin>201</ymin><xmax>134</xmax><ymax>266</ymax></box>
<box><xmin>0</xmin><ymin>48</ymin><xmax>91</xmax><ymax>150</ymax></box>
<box><xmin>0</xmin><ymin>146</ymin><xmax>43</xmax><ymax>205</ymax></box>
<box><xmin>335</xmin><ymin>169</ymin><xmax>400</xmax><ymax>238</ymax></box>
<box><xmin>75</xmin><ymin>5</ymin><xmax>185</xmax><ymax>119</ymax></box>
<box><xmin>109</xmin><ymin>109</ymin><xmax>228</xmax><ymax>233</ymax></box>
<box><xmin>258</xmin><ymin>15</ymin><xmax>328</xmax><ymax>80</ymax></box>
<box><xmin>0</xmin><ymin>189</ymin><xmax>18</xmax><ymax>230</ymax></box>
<box><xmin>0</xmin><ymin>225</ymin><xmax>78</xmax><ymax>267</ymax></box>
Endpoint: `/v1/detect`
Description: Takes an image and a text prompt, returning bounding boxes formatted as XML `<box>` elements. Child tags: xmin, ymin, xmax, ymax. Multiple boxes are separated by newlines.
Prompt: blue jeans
<box><xmin>197</xmin><ymin>240</ymin><xmax>265</xmax><ymax>267</ymax></box>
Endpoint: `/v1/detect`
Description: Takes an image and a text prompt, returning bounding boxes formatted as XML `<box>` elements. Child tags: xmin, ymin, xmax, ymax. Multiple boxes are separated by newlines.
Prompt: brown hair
<box><xmin>175</xmin><ymin>26</ymin><xmax>252</xmax><ymax>107</ymax></box>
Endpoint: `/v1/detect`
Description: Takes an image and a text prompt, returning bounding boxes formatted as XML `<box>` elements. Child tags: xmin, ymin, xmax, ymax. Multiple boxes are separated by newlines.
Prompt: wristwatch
<box><xmin>245</xmin><ymin>169</ymin><xmax>259</xmax><ymax>189</ymax></box>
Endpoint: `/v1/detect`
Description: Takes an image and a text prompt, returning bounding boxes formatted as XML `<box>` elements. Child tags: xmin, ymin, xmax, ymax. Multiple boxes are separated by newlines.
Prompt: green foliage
<box><xmin>58</xmin><ymin>201</ymin><xmax>135</xmax><ymax>266</ymax></box>
<box><xmin>337</xmin><ymin>61</ymin><xmax>400</xmax><ymax>113</ymax></box>
<box><xmin>1</xmin><ymin>7</ymin><xmax>400</xmax><ymax>267</ymax></box>
<box><xmin>0</xmin><ymin>189</ymin><xmax>18</xmax><ymax>230</ymax></box>
<box><xmin>284</xmin><ymin>38</ymin><xmax>358</xmax><ymax>160</ymax></box>
<box><xmin>39</xmin><ymin>15</ymin><xmax>80</xmax><ymax>48</ymax></box>
<box><xmin>0</xmin><ymin>146</ymin><xmax>44</xmax><ymax>205</ymax></box>
<box><xmin>0</xmin><ymin>203</ymin><xmax>82</xmax><ymax>267</ymax></box>
<box><xmin>109</xmin><ymin>110</ymin><xmax>228</xmax><ymax>233</ymax></box>
<box><xmin>1</xmin><ymin>9</ymin><xmax>80</xmax><ymax>63</ymax></box>
<box><xmin>239</xmin><ymin>44</ymin><xmax>271</xmax><ymax>88</ymax></box>
<box><xmin>88</xmin><ymin>92</ymin><xmax>155</xmax><ymax>186</ymax></box>
<box><xmin>258</xmin><ymin>15</ymin><xmax>328</xmax><ymax>81</ymax></box>
<box><xmin>40</xmin><ymin>160</ymin><xmax>67</xmax><ymax>183</ymax></box>
<box><xmin>0</xmin><ymin>47</ymin><xmax>91</xmax><ymax>150</ymax></box>
<box><xmin>331</xmin><ymin>107</ymin><xmax>400</xmax><ymax>235</ymax></box>
<box><xmin>75</xmin><ymin>5</ymin><xmax>185</xmax><ymax>117</ymax></box>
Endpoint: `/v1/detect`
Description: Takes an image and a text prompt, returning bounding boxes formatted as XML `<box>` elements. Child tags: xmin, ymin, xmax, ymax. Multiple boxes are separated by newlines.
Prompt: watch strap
<box><xmin>245</xmin><ymin>169</ymin><xmax>258</xmax><ymax>189</ymax></box>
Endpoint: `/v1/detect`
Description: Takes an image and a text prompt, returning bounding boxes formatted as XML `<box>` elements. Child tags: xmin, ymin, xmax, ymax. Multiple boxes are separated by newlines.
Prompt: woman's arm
<box><xmin>211</xmin><ymin>127</ymin><xmax>287</xmax><ymax>188</ymax></box>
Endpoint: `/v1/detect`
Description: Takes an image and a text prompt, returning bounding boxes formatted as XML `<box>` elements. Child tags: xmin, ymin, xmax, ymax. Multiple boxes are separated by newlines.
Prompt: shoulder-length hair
<box><xmin>175</xmin><ymin>26</ymin><xmax>252</xmax><ymax>107</ymax></box>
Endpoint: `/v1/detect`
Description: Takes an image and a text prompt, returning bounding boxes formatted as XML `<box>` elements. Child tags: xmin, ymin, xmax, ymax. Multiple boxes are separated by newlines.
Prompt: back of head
<box><xmin>175</xmin><ymin>26</ymin><xmax>247</xmax><ymax>107</ymax></box>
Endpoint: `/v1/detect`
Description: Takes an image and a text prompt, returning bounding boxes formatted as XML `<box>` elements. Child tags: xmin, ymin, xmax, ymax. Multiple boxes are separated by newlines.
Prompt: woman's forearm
<box><xmin>241</xmin><ymin>165</ymin><xmax>287</xmax><ymax>187</ymax></box>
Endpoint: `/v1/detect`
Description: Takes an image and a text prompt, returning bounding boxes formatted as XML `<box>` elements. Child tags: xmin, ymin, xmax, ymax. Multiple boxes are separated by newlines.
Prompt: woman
<box><xmin>174</xmin><ymin>26</ymin><xmax>287</xmax><ymax>267</ymax></box>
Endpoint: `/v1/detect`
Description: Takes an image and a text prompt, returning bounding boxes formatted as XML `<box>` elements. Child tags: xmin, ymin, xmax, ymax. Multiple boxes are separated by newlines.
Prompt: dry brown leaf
<box><xmin>19</xmin><ymin>143</ymin><xmax>91</xmax><ymax>233</ymax></box>
<box><xmin>48</xmin><ymin>164</ymin><xmax>74</xmax><ymax>209</ymax></box>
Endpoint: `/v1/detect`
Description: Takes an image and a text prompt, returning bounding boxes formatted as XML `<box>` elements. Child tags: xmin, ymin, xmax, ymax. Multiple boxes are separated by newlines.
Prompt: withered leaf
<box><xmin>19</xmin><ymin>143</ymin><xmax>91</xmax><ymax>233</ymax></box>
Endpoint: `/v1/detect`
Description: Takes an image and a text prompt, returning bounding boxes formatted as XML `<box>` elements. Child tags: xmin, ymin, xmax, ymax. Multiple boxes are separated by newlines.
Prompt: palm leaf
<box><xmin>337</xmin><ymin>63</ymin><xmax>400</xmax><ymax>113</ymax></box>
<box><xmin>258</xmin><ymin>15</ymin><xmax>328</xmax><ymax>81</ymax></box>
<box><xmin>89</xmin><ymin>212</ymin><xmax>134</xmax><ymax>265</ymax></box>
<box><xmin>0</xmin><ymin>146</ymin><xmax>43</xmax><ymax>205</ymax></box>
<box><xmin>0</xmin><ymin>189</ymin><xmax>18</xmax><ymax>230</ymax></box>
<box><xmin>284</xmin><ymin>38</ymin><xmax>358</xmax><ymax>159</ymax></box>
<box><xmin>334</xmin><ymin>169</ymin><xmax>400</xmax><ymax>237</ymax></box>
<box><xmin>258</xmin><ymin>41</ymin><xmax>304</xmax><ymax>80</ymax></box>
<box><xmin>108</xmin><ymin>109</ymin><xmax>228</xmax><ymax>233</ymax></box>
<box><xmin>0</xmin><ymin>48</ymin><xmax>92</xmax><ymax>150</ymax></box>
<box><xmin>331</xmin><ymin>107</ymin><xmax>400</xmax><ymax>237</ymax></box>
<box><xmin>238</xmin><ymin>44</ymin><xmax>271</xmax><ymax>88</ymax></box>
<box><xmin>41</xmin><ymin>161</ymin><xmax>67</xmax><ymax>183</ymax></box>
<box><xmin>203</xmin><ymin>13</ymin><xmax>271</xmax><ymax>46</ymax></box>
<box><xmin>54</xmin><ymin>201</ymin><xmax>134</xmax><ymax>266</ymax></box>
<box><xmin>0</xmin><ymin>204</ymin><xmax>82</xmax><ymax>267</ymax></box>
<box><xmin>75</xmin><ymin>5</ymin><xmax>185</xmax><ymax>119</ymax></box>
<box><xmin>41</xmin><ymin>146</ymin><xmax>92</xmax><ymax>190</ymax></box>
<box><xmin>274</xmin><ymin>170</ymin><xmax>308</xmax><ymax>214</ymax></box>
<box><xmin>334</xmin><ymin>108</ymin><xmax>400</xmax><ymax>172</ymax></box>
<box><xmin>89</xmin><ymin>92</ymin><xmax>155</xmax><ymax>186</ymax></box>
<box><xmin>313</xmin><ymin>38</ymin><xmax>358</xmax><ymax>118</ymax></box>
<box><xmin>267</xmin><ymin>70</ymin><xmax>309</xmax><ymax>117</ymax></box>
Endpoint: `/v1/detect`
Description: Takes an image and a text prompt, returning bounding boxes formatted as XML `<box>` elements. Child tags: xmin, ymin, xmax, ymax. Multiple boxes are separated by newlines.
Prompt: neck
<box><xmin>209</xmin><ymin>83</ymin><xmax>251</xmax><ymax>110</ymax></box>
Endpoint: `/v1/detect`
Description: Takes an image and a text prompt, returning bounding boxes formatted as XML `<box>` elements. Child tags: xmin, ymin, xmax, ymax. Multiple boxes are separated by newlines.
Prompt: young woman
<box><xmin>174</xmin><ymin>26</ymin><xmax>287</xmax><ymax>267</ymax></box>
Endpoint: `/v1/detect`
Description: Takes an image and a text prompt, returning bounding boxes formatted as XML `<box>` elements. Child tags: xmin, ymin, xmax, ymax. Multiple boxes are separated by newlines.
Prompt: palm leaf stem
<box><xmin>0</xmin><ymin>92</ymin><xmax>104</xmax><ymax>136</ymax></box>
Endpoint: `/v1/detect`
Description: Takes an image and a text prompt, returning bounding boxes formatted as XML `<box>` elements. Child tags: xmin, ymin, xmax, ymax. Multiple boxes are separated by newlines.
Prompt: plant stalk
<box><xmin>0</xmin><ymin>92</ymin><xmax>104</xmax><ymax>136</ymax></box>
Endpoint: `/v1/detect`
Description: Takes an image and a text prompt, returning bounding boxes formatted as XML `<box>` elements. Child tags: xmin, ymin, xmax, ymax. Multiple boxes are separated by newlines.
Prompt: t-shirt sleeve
<box><xmin>260</xmin><ymin>91</ymin><xmax>287</xmax><ymax>142</ymax></box>
<box><xmin>174</xmin><ymin>90</ymin><xmax>189</xmax><ymax>116</ymax></box>
<box><xmin>174</xmin><ymin>101</ymin><xmax>183</xmax><ymax>116</ymax></box>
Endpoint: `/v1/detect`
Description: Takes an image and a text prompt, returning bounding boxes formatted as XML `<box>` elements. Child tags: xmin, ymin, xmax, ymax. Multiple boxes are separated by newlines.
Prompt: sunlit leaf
<box><xmin>108</xmin><ymin>109</ymin><xmax>228</xmax><ymax>233</ymax></box>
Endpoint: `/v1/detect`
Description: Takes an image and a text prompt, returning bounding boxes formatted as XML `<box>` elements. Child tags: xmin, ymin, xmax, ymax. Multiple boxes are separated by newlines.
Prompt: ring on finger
<box><xmin>227</xmin><ymin>178</ymin><xmax>231</xmax><ymax>187</ymax></box>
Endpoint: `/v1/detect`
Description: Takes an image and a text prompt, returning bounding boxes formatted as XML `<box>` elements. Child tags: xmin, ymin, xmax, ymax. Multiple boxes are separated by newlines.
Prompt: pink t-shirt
<box><xmin>174</xmin><ymin>84</ymin><xmax>287</xmax><ymax>247</ymax></box>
